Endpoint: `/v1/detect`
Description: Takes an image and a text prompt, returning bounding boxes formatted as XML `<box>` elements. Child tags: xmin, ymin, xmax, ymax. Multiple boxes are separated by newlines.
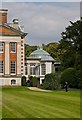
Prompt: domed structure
<box><xmin>25</xmin><ymin>48</ymin><xmax>55</xmax><ymax>85</ymax></box>
<box><xmin>30</xmin><ymin>48</ymin><xmax>54</xmax><ymax>61</ymax></box>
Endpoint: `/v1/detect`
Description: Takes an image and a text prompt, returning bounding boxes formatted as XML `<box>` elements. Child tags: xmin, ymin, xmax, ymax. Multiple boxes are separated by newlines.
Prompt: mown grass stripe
<box><xmin>2</xmin><ymin>87</ymin><xmax>80</xmax><ymax>118</ymax></box>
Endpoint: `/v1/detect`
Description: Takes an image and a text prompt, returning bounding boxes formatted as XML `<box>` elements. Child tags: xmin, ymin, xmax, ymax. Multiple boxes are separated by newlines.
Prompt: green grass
<box><xmin>0</xmin><ymin>87</ymin><xmax>2</xmax><ymax>119</ymax></box>
<box><xmin>2</xmin><ymin>86</ymin><xmax>80</xmax><ymax>118</ymax></box>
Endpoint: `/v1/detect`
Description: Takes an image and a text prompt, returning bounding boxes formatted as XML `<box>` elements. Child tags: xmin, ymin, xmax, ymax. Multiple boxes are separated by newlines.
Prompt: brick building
<box><xmin>0</xmin><ymin>9</ymin><xmax>27</xmax><ymax>85</ymax></box>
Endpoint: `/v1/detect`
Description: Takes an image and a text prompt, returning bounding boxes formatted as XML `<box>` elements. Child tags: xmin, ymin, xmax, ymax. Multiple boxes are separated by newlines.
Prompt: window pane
<box><xmin>11</xmin><ymin>79</ymin><xmax>16</xmax><ymax>84</ymax></box>
<box><xmin>0</xmin><ymin>61</ymin><xmax>4</xmax><ymax>73</ymax></box>
<box><xmin>0</xmin><ymin>42</ymin><xmax>4</xmax><ymax>52</ymax></box>
<box><xmin>10</xmin><ymin>42</ymin><xmax>16</xmax><ymax>52</ymax></box>
<box><xmin>41</xmin><ymin>64</ymin><xmax>46</xmax><ymax>75</ymax></box>
<box><xmin>10</xmin><ymin>61</ymin><xmax>15</xmax><ymax>73</ymax></box>
<box><xmin>30</xmin><ymin>63</ymin><xmax>36</xmax><ymax>75</ymax></box>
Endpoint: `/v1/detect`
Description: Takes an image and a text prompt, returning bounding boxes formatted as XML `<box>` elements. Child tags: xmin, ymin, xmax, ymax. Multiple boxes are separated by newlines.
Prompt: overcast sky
<box><xmin>1</xmin><ymin>0</ymin><xmax>82</xmax><ymax>2</ymax></box>
<box><xmin>2</xmin><ymin>2</ymin><xmax>80</xmax><ymax>45</ymax></box>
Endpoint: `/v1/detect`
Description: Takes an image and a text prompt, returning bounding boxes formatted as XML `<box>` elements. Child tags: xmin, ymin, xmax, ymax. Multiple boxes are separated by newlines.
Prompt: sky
<box><xmin>2</xmin><ymin>2</ymin><xmax>80</xmax><ymax>45</ymax></box>
<box><xmin>1</xmin><ymin>0</ymin><xmax>82</xmax><ymax>2</ymax></box>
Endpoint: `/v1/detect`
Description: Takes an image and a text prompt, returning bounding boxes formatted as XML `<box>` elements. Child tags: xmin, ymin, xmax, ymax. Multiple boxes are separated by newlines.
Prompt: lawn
<box><xmin>2</xmin><ymin>86</ymin><xmax>80</xmax><ymax>119</ymax></box>
<box><xmin>0</xmin><ymin>87</ymin><xmax>2</xmax><ymax>119</ymax></box>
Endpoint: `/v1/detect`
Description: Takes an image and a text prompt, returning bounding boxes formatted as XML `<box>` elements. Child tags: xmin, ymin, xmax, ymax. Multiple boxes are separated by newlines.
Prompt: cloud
<box><xmin>2</xmin><ymin>2</ymin><xmax>80</xmax><ymax>45</ymax></box>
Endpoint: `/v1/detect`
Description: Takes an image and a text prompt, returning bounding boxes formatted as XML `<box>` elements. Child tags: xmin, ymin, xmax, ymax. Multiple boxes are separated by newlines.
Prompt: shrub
<box><xmin>76</xmin><ymin>70</ymin><xmax>82</xmax><ymax>89</ymax></box>
<box><xmin>60</xmin><ymin>67</ymin><xmax>78</xmax><ymax>88</ymax></box>
<box><xmin>29</xmin><ymin>76</ymin><xmax>38</xmax><ymax>87</ymax></box>
<box><xmin>40</xmin><ymin>73</ymin><xmax>61</xmax><ymax>90</ymax></box>
<box><xmin>21</xmin><ymin>76</ymin><xmax>27</xmax><ymax>86</ymax></box>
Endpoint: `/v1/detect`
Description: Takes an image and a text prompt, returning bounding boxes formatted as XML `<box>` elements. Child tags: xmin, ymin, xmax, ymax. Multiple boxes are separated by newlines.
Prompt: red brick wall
<box><xmin>0</xmin><ymin>13</ymin><xmax>7</xmax><ymax>23</ymax></box>
<box><xmin>0</xmin><ymin>27</ymin><xmax>18</xmax><ymax>35</ymax></box>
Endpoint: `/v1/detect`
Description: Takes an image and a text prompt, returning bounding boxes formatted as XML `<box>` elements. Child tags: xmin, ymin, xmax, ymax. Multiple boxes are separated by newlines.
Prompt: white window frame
<box><xmin>10</xmin><ymin>61</ymin><xmax>16</xmax><ymax>75</ymax></box>
<box><xmin>10</xmin><ymin>42</ymin><xmax>16</xmax><ymax>53</ymax></box>
<box><xmin>0</xmin><ymin>42</ymin><xmax>4</xmax><ymax>53</ymax></box>
<box><xmin>0</xmin><ymin>61</ymin><xmax>4</xmax><ymax>75</ymax></box>
<box><xmin>30</xmin><ymin>63</ymin><xmax>36</xmax><ymax>75</ymax></box>
<box><xmin>41</xmin><ymin>63</ymin><xmax>46</xmax><ymax>75</ymax></box>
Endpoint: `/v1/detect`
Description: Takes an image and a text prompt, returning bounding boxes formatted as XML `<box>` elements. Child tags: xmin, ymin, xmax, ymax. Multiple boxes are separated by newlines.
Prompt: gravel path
<box><xmin>28</xmin><ymin>87</ymin><xmax>51</xmax><ymax>92</ymax></box>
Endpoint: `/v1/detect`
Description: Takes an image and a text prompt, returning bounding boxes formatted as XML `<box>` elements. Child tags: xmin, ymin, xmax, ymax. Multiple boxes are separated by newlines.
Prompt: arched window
<box><xmin>11</xmin><ymin>79</ymin><xmax>16</xmax><ymax>85</ymax></box>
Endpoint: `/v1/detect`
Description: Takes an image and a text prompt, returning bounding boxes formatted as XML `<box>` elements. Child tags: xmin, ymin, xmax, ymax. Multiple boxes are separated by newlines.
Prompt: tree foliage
<box><xmin>61</xmin><ymin>68</ymin><xmax>77</xmax><ymax>88</ymax></box>
<box><xmin>25</xmin><ymin>44</ymin><xmax>37</xmax><ymax>57</ymax></box>
<box><xmin>43</xmin><ymin>42</ymin><xmax>60</xmax><ymax>61</ymax></box>
<box><xmin>76</xmin><ymin>70</ymin><xmax>82</xmax><ymax>89</ymax></box>
<box><xmin>59</xmin><ymin>20</ymin><xmax>82</xmax><ymax>70</ymax></box>
<box><xmin>61</xmin><ymin>67</ymin><xmax>82</xmax><ymax>89</ymax></box>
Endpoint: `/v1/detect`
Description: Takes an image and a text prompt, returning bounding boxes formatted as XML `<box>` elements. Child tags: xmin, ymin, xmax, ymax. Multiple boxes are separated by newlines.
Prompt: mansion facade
<box><xmin>0</xmin><ymin>9</ymin><xmax>27</xmax><ymax>85</ymax></box>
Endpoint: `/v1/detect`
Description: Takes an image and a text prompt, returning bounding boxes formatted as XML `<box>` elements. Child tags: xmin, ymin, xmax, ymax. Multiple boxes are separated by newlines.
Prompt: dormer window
<box><xmin>10</xmin><ymin>42</ymin><xmax>16</xmax><ymax>53</ymax></box>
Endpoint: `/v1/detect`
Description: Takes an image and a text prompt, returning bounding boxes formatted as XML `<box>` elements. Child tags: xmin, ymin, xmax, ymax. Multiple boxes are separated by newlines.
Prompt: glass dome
<box><xmin>30</xmin><ymin>48</ymin><xmax>54</xmax><ymax>61</ymax></box>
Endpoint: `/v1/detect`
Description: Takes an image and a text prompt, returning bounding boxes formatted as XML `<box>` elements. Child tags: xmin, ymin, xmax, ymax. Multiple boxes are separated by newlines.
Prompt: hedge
<box><xmin>40</xmin><ymin>73</ymin><xmax>61</xmax><ymax>90</ymax></box>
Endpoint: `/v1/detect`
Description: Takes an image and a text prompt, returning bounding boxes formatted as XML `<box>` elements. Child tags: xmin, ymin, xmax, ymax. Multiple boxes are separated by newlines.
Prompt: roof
<box><xmin>0</xmin><ymin>23</ymin><xmax>27</xmax><ymax>38</ymax></box>
<box><xmin>29</xmin><ymin>48</ymin><xmax>55</xmax><ymax>61</ymax></box>
<box><xmin>0</xmin><ymin>9</ymin><xmax>27</xmax><ymax>38</ymax></box>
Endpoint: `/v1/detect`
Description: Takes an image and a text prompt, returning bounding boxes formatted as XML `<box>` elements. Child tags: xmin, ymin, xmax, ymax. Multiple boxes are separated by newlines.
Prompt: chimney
<box><xmin>0</xmin><ymin>9</ymin><xmax>8</xmax><ymax>24</ymax></box>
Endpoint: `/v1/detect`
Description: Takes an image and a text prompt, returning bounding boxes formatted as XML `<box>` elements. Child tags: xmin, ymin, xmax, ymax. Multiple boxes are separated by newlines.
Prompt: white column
<box><xmin>46</xmin><ymin>62</ymin><xmax>52</xmax><ymax>74</ymax></box>
<box><xmin>27</xmin><ymin>63</ymin><xmax>30</xmax><ymax>76</ymax></box>
<box><xmin>17</xmin><ymin>42</ymin><xmax>21</xmax><ymax>75</ymax></box>
<box><xmin>5</xmin><ymin>42</ymin><xmax>9</xmax><ymax>75</ymax></box>
<box><xmin>40</xmin><ymin>64</ymin><xmax>41</xmax><ymax>76</ymax></box>
<box><xmin>39</xmin><ymin>64</ymin><xmax>42</xmax><ymax>84</ymax></box>
<box><xmin>40</xmin><ymin>78</ymin><xmax>42</xmax><ymax>84</ymax></box>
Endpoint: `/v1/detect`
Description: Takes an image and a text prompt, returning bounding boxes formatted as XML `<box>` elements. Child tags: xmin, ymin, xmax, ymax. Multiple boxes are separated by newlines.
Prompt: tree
<box><xmin>25</xmin><ymin>44</ymin><xmax>37</xmax><ymax>58</ymax></box>
<box><xmin>59</xmin><ymin>20</ymin><xmax>82</xmax><ymax>70</ymax></box>
<box><xmin>76</xmin><ymin>70</ymin><xmax>82</xmax><ymax>89</ymax></box>
<box><xmin>61</xmin><ymin>67</ymin><xmax>82</xmax><ymax>89</ymax></box>
<box><xmin>43</xmin><ymin>42</ymin><xmax>60</xmax><ymax>61</ymax></box>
